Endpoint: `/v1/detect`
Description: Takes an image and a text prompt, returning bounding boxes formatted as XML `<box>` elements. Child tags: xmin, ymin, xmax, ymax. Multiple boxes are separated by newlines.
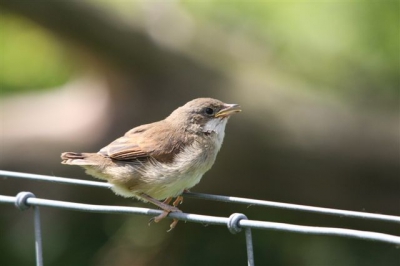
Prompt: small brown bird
<box><xmin>61</xmin><ymin>98</ymin><xmax>241</xmax><ymax>230</ymax></box>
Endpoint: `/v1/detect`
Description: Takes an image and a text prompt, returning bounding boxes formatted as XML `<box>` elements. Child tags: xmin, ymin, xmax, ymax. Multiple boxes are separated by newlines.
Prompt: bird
<box><xmin>61</xmin><ymin>98</ymin><xmax>241</xmax><ymax>230</ymax></box>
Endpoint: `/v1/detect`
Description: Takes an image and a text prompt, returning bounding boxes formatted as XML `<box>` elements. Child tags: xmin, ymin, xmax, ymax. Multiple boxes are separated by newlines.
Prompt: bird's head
<box><xmin>167</xmin><ymin>98</ymin><xmax>241</xmax><ymax>135</ymax></box>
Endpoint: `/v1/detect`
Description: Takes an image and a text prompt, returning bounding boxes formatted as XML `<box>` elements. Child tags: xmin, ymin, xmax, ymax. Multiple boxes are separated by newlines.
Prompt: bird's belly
<box><xmin>144</xmin><ymin>170</ymin><xmax>205</xmax><ymax>200</ymax></box>
<box><xmin>111</xmin><ymin>141</ymin><xmax>219</xmax><ymax>200</ymax></box>
<box><xmin>110</xmin><ymin>165</ymin><xmax>207</xmax><ymax>200</ymax></box>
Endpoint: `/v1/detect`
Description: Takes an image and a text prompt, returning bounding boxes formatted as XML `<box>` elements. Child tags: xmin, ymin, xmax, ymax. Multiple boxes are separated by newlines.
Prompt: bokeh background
<box><xmin>0</xmin><ymin>1</ymin><xmax>399</xmax><ymax>265</ymax></box>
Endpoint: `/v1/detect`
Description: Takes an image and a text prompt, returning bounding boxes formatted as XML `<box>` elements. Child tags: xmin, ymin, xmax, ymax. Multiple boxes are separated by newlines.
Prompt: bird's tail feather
<box><xmin>61</xmin><ymin>152</ymin><xmax>99</xmax><ymax>166</ymax></box>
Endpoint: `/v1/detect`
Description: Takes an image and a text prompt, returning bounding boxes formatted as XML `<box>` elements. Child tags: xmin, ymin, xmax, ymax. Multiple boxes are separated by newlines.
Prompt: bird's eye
<box><xmin>205</xmin><ymin>107</ymin><xmax>214</xmax><ymax>115</ymax></box>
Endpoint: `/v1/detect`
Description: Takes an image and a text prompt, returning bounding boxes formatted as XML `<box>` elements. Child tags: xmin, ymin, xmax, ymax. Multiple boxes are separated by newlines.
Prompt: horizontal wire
<box><xmin>239</xmin><ymin>219</ymin><xmax>400</xmax><ymax>245</ymax></box>
<box><xmin>0</xmin><ymin>170</ymin><xmax>111</xmax><ymax>188</ymax></box>
<box><xmin>1</xmin><ymin>193</ymin><xmax>400</xmax><ymax>245</ymax></box>
<box><xmin>184</xmin><ymin>192</ymin><xmax>400</xmax><ymax>223</ymax></box>
<box><xmin>1</xmin><ymin>170</ymin><xmax>399</xmax><ymax>224</ymax></box>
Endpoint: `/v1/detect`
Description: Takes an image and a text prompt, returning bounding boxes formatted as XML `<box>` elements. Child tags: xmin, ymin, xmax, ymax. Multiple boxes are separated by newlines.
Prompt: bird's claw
<box><xmin>167</xmin><ymin>219</ymin><xmax>179</xmax><ymax>232</ymax></box>
<box><xmin>148</xmin><ymin>207</ymin><xmax>182</xmax><ymax>231</ymax></box>
<box><xmin>173</xmin><ymin>196</ymin><xmax>184</xmax><ymax>207</ymax></box>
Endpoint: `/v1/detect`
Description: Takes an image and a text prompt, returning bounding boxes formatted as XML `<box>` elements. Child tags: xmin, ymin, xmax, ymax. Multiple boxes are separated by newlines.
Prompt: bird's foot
<box><xmin>149</xmin><ymin>205</ymin><xmax>182</xmax><ymax>231</ymax></box>
<box><xmin>172</xmin><ymin>196</ymin><xmax>184</xmax><ymax>206</ymax></box>
<box><xmin>163</xmin><ymin>197</ymin><xmax>172</xmax><ymax>205</ymax></box>
<box><xmin>140</xmin><ymin>193</ymin><xmax>183</xmax><ymax>231</ymax></box>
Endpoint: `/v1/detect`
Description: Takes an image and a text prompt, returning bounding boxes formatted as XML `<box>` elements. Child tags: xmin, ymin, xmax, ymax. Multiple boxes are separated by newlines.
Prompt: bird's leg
<box><xmin>163</xmin><ymin>197</ymin><xmax>173</xmax><ymax>205</ymax></box>
<box><xmin>172</xmin><ymin>189</ymin><xmax>190</xmax><ymax>206</ymax></box>
<box><xmin>140</xmin><ymin>193</ymin><xmax>181</xmax><ymax>230</ymax></box>
<box><xmin>172</xmin><ymin>196</ymin><xmax>183</xmax><ymax>207</ymax></box>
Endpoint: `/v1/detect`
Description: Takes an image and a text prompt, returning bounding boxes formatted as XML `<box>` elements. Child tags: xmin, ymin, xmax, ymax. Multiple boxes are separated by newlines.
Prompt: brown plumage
<box><xmin>61</xmin><ymin>98</ymin><xmax>241</xmax><ymax>230</ymax></box>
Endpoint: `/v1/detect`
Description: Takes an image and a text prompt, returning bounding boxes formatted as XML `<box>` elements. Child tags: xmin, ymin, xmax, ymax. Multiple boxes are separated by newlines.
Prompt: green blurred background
<box><xmin>1</xmin><ymin>1</ymin><xmax>399</xmax><ymax>266</ymax></box>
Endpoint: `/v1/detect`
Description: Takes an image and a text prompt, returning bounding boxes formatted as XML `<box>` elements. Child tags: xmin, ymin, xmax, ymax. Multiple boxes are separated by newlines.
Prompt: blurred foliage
<box><xmin>182</xmin><ymin>1</ymin><xmax>399</xmax><ymax>108</ymax></box>
<box><xmin>2</xmin><ymin>1</ymin><xmax>398</xmax><ymax>109</ymax></box>
<box><xmin>0</xmin><ymin>13</ymin><xmax>74</xmax><ymax>95</ymax></box>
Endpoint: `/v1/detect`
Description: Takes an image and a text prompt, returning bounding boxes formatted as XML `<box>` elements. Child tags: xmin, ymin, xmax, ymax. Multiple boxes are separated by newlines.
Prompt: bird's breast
<box><xmin>133</xmin><ymin>137</ymin><xmax>222</xmax><ymax>199</ymax></box>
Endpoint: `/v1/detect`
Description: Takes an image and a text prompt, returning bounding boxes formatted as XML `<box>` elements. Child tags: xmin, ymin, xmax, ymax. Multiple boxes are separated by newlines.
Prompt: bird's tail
<box><xmin>61</xmin><ymin>152</ymin><xmax>101</xmax><ymax>166</ymax></box>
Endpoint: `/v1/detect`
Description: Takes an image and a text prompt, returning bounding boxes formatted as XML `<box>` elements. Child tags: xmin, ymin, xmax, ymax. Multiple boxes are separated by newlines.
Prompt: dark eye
<box><xmin>204</xmin><ymin>107</ymin><xmax>214</xmax><ymax>115</ymax></box>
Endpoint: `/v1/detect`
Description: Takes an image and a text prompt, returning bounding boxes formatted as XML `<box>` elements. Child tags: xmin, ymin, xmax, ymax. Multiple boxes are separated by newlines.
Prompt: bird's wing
<box><xmin>99</xmin><ymin>122</ymin><xmax>190</xmax><ymax>163</ymax></box>
<box><xmin>102</xmin><ymin>141</ymin><xmax>149</xmax><ymax>161</ymax></box>
<box><xmin>98</xmin><ymin>123</ymin><xmax>152</xmax><ymax>161</ymax></box>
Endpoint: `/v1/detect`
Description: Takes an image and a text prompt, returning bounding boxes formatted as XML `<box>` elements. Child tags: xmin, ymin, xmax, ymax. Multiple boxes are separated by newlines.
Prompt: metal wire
<box><xmin>2</xmin><ymin>170</ymin><xmax>400</xmax><ymax>266</ymax></box>
<box><xmin>0</xmin><ymin>170</ymin><xmax>110</xmax><ymax>189</ymax></box>
<box><xmin>245</xmin><ymin>228</ymin><xmax>255</xmax><ymax>266</ymax></box>
<box><xmin>33</xmin><ymin>206</ymin><xmax>43</xmax><ymax>266</ymax></box>
<box><xmin>1</xmin><ymin>170</ymin><xmax>399</xmax><ymax>224</ymax></box>
<box><xmin>185</xmin><ymin>192</ymin><xmax>400</xmax><ymax>224</ymax></box>
<box><xmin>227</xmin><ymin>213</ymin><xmax>254</xmax><ymax>266</ymax></box>
<box><xmin>13</xmin><ymin>192</ymin><xmax>43</xmax><ymax>266</ymax></box>
<box><xmin>1</xmin><ymin>193</ymin><xmax>400</xmax><ymax>245</ymax></box>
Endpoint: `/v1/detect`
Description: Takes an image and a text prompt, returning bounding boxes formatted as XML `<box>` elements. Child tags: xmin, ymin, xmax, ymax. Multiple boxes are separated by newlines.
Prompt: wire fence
<box><xmin>1</xmin><ymin>170</ymin><xmax>400</xmax><ymax>266</ymax></box>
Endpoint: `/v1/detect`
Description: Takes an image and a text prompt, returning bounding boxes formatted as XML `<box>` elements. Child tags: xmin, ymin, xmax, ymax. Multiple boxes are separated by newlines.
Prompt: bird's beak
<box><xmin>215</xmin><ymin>104</ymin><xmax>242</xmax><ymax>118</ymax></box>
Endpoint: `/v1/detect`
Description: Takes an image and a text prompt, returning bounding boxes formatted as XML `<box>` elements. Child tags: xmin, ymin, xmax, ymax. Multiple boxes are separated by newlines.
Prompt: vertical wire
<box><xmin>245</xmin><ymin>228</ymin><xmax>255</xmax><ymax>266</ymax></box>
<box><xmin>33</xmin><ymin>206</ymin><xmax>43</xmax><ymax>266</ymax></box>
